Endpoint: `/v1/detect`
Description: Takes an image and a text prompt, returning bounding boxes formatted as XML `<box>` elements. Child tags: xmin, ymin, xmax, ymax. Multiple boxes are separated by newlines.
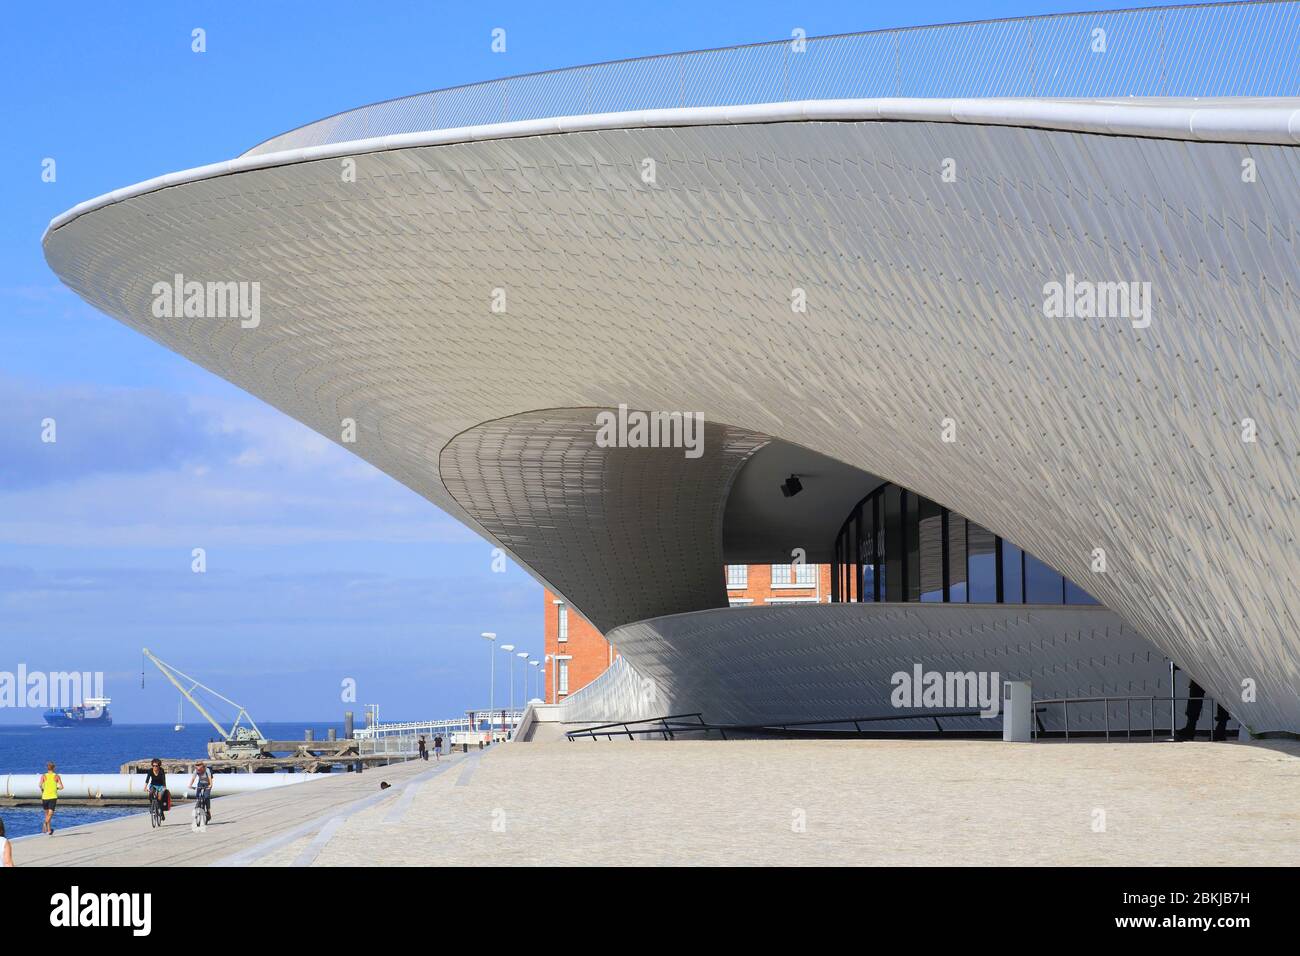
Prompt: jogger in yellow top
<box><xmin>40</xmin><ymin>762</ymin><xmax>63</xmax><ymax>836</ymax></box>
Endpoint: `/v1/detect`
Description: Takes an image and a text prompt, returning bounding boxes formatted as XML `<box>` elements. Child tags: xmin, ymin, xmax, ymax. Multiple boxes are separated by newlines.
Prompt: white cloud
<box><xmin>0</xmin><ymin>379</ymin><xmax>474</xmax><ymax>549</ymax></box>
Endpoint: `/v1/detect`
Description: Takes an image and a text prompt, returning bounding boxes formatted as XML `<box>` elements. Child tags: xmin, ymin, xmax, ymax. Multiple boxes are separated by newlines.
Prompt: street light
<box><xmin>481</xmin><ymin>632</ymin><xmax>496</xmax><ymax>739</ymax></box>
<box><xmin>500</xmin><ymin>644</ymin><xmax>516</xmax><ymax>733</ymax></box>
<box><xmin>529</xmin><ymin>659</ymin><xmax>541</xmax><ymax>701</ymax></box>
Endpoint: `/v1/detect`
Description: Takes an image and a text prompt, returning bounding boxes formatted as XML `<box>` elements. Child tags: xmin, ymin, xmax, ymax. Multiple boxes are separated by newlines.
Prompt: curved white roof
<box><xmin>43</xmin><ymin>98</ymin><xmax>1300</xmax><ymax>239</ymax></box>
<box><xmin>43</xmin><ymin>107</ymin><xmax>1300</xmax><ymax>731</ymax></box>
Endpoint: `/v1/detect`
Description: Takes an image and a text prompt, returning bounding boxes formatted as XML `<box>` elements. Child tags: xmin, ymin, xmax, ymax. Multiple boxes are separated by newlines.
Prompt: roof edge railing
<box><xmin>246</xmin><ymin>1</ymin><xmax>1300</xmax><ymax>156</ymax></box>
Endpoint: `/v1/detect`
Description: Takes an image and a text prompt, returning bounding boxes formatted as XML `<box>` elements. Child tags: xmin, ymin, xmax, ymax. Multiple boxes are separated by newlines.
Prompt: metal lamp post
<box><xmin>481</xmin><ymin>632</ymin><xmax>496</xmax><ymax>740</ymax></box>
<box><xmin>529</xmin><ymin>659</ymin><xmax>541</xmax><ymax>701</ymax></box>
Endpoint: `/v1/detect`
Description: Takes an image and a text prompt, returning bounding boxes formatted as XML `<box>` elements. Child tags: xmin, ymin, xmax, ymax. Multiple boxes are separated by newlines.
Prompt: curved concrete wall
<box><xmin>567</xmin><ymin>603</ymin><xmax>1173</xmax><ymax>732</ymax></box>
<box><xmin>44</xmin><ymin>106</ymin><xmax>1300</xmax><ymax>731</ymax></box>
<box><xmin>440</xmin><ymin>408</ymin><xmax>767</xmax><ymax>630</ymax></box>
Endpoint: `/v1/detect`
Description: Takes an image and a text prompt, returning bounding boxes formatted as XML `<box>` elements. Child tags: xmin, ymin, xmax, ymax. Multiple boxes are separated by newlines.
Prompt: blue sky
<box><xmin>0</xmin><ymin>0</ymin><xmax>1191</xmax><ymax>724</ymax></box>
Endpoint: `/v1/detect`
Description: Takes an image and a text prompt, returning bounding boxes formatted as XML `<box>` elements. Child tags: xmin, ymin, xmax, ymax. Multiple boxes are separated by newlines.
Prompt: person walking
<box><xmin>0</xmin><ymin>817</ymin><xmax>13</xmax><ymax>866</ymax></box>
<box><xmin>1179</xmin><ymin>680</ymin><xmax>1233</xmax><ymax>741</ymax></box>
<box><xmin>433</xmin><ymin>733</ymin><xmax>443</xmax><ymax>762</ymax></box>
<box><xmin>418</xmin><ymin>735</ymin><xmax>428</xmax><ymax>761</ymax></box>
<box><xmin>39</xmin><ymin>762</ymin><xmax>63</xmax><ymax>835</ymax></box>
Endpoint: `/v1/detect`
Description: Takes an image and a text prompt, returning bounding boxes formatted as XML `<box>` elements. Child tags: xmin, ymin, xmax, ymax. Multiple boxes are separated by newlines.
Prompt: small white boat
<box><xmin>173</xmin><ymin>701</ymin><xmax>185</xmax><ymax>732</ymax></box>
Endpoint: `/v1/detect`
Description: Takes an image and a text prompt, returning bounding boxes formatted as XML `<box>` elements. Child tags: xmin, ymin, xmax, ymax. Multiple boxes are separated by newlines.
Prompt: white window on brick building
<box><xmin>771</xmin><ymin>562</ymin><xmax>817</xmax><ymax>587</ymax></box>
<box><xmin>558</xmin><ymin>602</ymin><xmax>568</xmax><ymax>642</ymax></box>
<box><xmin>725</xmin><ymin>564</ymin><xmax>748</xmax><ymax>589</ymax></box>
<box><xmin>558</xmin><ymin>658</ymin><xmax>570</xmax><ymax>695</ymax></box>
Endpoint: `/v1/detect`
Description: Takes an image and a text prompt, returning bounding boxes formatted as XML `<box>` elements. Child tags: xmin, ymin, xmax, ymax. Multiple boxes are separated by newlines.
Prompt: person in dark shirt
<box><xmin>143</xmin><ymin>759</ymin><xmax>167</xmax><ymax>821</ymax></box>
<box><xmin>1179</xmin><ymin>680</ymin><xmax>1233</xmax><ymax>741</ymax></box>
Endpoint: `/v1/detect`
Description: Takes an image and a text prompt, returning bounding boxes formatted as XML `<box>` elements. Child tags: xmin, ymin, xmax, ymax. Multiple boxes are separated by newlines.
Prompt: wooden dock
<box><xmin>119</xmin><ymin>738</ymin><xmax>413</xmax><ymax>775</ymax></box>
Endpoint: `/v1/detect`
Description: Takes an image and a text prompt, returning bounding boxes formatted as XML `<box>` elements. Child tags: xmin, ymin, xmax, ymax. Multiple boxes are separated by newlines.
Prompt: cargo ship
<box><xmin>43</xmin><ymin>696</ymin><xmax>112</xmax><ymax>727</ymax></box>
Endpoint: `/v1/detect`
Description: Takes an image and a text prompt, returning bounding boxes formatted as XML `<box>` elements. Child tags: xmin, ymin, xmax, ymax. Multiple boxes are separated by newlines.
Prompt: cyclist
<box><xmin>142</xmin><ymin>758</ymin><xmax>167</xmax><ymax>823</ymax></box>
<box><xmin>189</xmin><ymin>760</ymin><xmax>213</xmax><ymax>823</ymax></box>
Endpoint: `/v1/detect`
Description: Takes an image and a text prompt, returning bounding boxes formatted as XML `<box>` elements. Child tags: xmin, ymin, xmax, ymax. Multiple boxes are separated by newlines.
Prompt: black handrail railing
<box><xmin>566</xmin><ymin>708</ymin><xmax>990</xmax><ymax>741</ymax></box>
<box><xmin>568</xmin><ymin>698</ymin><xmax>1237</xmax><ymax>743</ymax></box>
<box><xmin>565</xmin><ymin>713</ymin><xmax>712</xmax><ymax>741</ymax></box>
<box><xmin>1031</xmin><ymin>694</ymin><xmax>1229</xmax><ymax>742</ymax></box>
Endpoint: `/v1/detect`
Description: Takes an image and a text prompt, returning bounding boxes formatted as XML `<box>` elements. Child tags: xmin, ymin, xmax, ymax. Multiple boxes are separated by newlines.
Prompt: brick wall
<box><xmin>724</xmin><ymin>562</ymin><xmax>831</xmax><ymax>607</ymax></box>
<box><xmin>543</xmin><ymin>564</ymin><xmax>830</xmax><ymax>703</ymax></box>
<box><xmin>543</xmin><ymin>589</ymin><xmax>615</xmax><ymax>704</ymax></box>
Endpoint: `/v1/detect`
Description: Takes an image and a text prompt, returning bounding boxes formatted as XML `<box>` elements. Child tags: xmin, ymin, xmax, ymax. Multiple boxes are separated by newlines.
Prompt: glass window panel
<box><xmin>843</xmin><ymin>532</ymin><xmax>851</xmax><ymax>599</ymax></box>
<box><xmin>845</xmin><ymin>513</ymin><xmax>857</xmax><ymax>601</ymax></box>
<box><xmin>918</xmin><ymin>497</ymin><xmax>944</xmax><ymax>602</ymax></box>
<box><xmin>947</xmin><ymin>514</ymin><xmax>967</xmax><ymax>603</ymax></box>
<box><xmin>831</xmin><ymin>537</ymin><xmax>841</xmax><ymax>602</ymax></box>
<box><xmin>1024</xmin><ymin>553</ymin><xmax>1064</xmax><ymax>604</ymax></box>
<box><xmin>875</xmin><ymin>493</ymin><xmax>887</xmax><ymax>601</ymax></box>
<box><xmin>1000</xmin><ymin>540</ymin><xmax>1024</xmax><ymax>604</ymax></box>
<box><xmin>1064</xmin><ymin>578</ymin><xmax>1099</xmax><ymax>604</ymax></box>
<box><xmin>968</xmin><ymin>523</ymin><xmax>998</xmax><ymax>603</ymax></box>
<box><xmin>859</xmin><ymin>561</ymin><xmax>876</xmax><ymax>602</ymax></box>
<box><xmin>904</xmin><ymin>492</ymin><xmax>921</xmax><ymax>602</ymax></box>
<box><xmin>843</xmin><ymin>536</ymin><xmax>851</xmax><ymax>600</ymax></box>
<box><xmin>858</xmin><ymin>497</ymin><xmax>876</xmax><ymax>602</ymax></box>
<box><xmin>882</xmin><ymin>486</ymin><xmax>903</xmax><ymax>602</ymax></box>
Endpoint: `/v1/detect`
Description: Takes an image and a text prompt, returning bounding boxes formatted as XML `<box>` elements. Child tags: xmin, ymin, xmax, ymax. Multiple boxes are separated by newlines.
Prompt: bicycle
<box><xmin>148</xmin><ymin>787</ymin><xmax>165</xmax><ymax>829</ymax></box>
<box><xmin>192</xmin><ymin>788</ymin><xmax>212</xmax><ymax>830</ymax></box>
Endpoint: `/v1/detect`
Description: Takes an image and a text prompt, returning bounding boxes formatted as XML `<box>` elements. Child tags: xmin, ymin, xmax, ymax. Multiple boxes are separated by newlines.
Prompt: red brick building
<box><xmin>543</xmin><ymin>563</ymin><xmax>830</xmax><ymax>703</ymax></box>
<box><xmin>541</xmin><ymin>588</ymin><xmax>615</xmax><ymax>704</ymax></box>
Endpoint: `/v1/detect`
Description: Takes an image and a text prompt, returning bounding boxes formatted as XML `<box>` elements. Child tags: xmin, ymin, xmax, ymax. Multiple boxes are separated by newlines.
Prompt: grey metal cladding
<box><xmin>43</xmin><ymin>115</ymin><xmax>1300</xmax><ymax>732</ymax></box>
<box><xmin>440</xmin><ymin>409</ymin><xmax>769</xmax><ymax>631</ymax></box>
<box><xmin>566</xmin><ymin>602</ymin><xmax>1173</xmax><ymax>733</ymax></box>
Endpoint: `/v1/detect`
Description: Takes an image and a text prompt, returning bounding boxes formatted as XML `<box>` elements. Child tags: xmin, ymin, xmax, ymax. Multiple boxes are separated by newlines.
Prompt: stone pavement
<box><xmin>12</xmin><ymin>752</ymin><xmax>461</xmax><ymax>867</ymax></box>
<box><xmin>250</xmin><ymin>737</ymin><xmax>1300</xmax><ymax>867</ymax></box>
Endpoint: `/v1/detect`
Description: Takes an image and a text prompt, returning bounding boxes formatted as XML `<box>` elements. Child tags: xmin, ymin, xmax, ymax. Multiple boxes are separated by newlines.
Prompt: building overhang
<box><xmin>42</xmin><ymin>96</ymin><xmax>1300</xmax><ymax>732</ymax></box>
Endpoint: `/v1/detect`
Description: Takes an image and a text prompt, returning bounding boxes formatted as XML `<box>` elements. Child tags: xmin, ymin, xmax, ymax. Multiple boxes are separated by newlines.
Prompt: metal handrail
<box><xmin>714</xmin><ymin>709</ymin><xmax>986</xmax><ymax>736</ymax></box>
<box><xmin>565</xmin><ymin>708</ymin><xmax>990</xmax><ymax>741</ymax></box>
<box><xmin>1031</xmin><ymin>694</ymin><xmax>1230</xmax><ymax>741</ymax></box>
<box><xmin>246</xmin><ymin>1</ymin><xmax>1300</xmax><ymax>156</ymax></box>
<box><xmin>355</xmin><ymin>710</ymin><xmax>524</xmax><ymax>738</ymax></box>
<box><xmin>566</xmin><ymin>713</ymin><xmax>711</xmax><ymax>741</ymax></box>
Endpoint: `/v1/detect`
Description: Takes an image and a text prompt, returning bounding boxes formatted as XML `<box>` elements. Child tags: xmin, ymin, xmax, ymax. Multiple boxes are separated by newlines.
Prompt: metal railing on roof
<box><xmin>246</xmin><ymin>1</ymin><xmax>1300</xmax><ymax>156</ymax></box>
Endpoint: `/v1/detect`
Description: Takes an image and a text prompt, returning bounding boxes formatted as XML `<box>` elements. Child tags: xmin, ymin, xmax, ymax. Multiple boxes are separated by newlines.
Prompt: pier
<box><xmin>114</xmin><ymin>709</ymin><xmax>524</xmax><ymax>778</ymax></box>
<box><xmin>120</xmin><ymin>739</ymin><xmax>374</xmax><ymax>776</ymax></box>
